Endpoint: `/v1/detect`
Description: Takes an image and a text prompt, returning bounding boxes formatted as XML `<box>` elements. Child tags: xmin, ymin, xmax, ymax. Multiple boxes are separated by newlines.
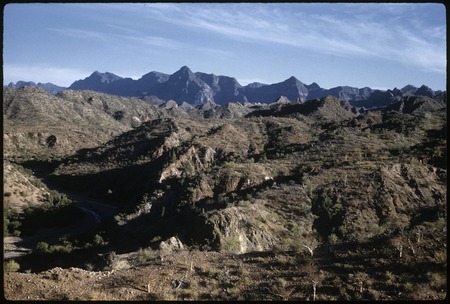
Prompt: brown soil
<box><xmin>5</xmin><ymin>250</ymin><xmax>286</xmax><ymax>301</ymax></box>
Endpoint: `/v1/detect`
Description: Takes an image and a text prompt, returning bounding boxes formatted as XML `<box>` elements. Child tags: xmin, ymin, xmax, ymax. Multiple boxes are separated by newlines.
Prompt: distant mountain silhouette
<box><xmin>194</xmin><ymin>71</ymin><xmax>247</xmax><ymax>104</ymax></box>
<box><xmin>241</xmin><ymin>76</ymin><xmax>309</xmax><ymax>103</ymax></box>
<box><xmin>6</xmin><ymin>66</ymin><xmax>442</xmax><ymax>108</ymax></box>
<box><xmin>68</xmin><ymin>71</ymin><xmax>169</xmax><ymax>97</ymax></box>
<box><xmin>6</xmin><ymin>81</ymin><xmax>65</xmax><ymax>94</ymax></box>
<box><xmin>147</xmin><ymin>66</ymin><xmax>214</xmax><ymax>105</ymax></box>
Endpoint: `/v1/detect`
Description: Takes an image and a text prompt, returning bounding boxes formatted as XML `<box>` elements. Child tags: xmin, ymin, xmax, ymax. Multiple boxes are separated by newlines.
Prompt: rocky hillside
<box><xmin>43</xmin><ymin>93</ymin><xmax>445</xmax><ymax>249</ymax></box>
<box><xmin>3</xmin><ymin>88</ymin><xmax>446</xmax><ymax>300</ymax></box>
<box><xmin>2</xmin><ymin>87</ymin><xmax>191</xmax><ymax>159</ymax></box>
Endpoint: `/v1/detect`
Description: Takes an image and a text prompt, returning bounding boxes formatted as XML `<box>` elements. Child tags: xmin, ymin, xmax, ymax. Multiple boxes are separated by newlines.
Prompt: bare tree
<box><xmin>304</xmin><ymin>261</ymin><xmax>324</xmax><ymax>301</ymax></box>
<box><xmin>302</xmin><ymin>238</ymin><xmax>320</xmax><ymax>257</ymax></box>
<box><xmin>267</xmin><ymin>278</ymin><xmax>297</xmax><ymax>301</ymax></box>
<box><xmin>351</xmin><ymin>271</ymin><xmax>369</xmax><ymax>294</ymax></box>
<box><xmin>414</xmin><ymin>227</ymin><xmax>423</xmax><ymax>244</ymax></box>
<box><xmin>391</xmin><ymin>232</ymin><xmax>417</xmax><ymax>258</ymax></box>
<box><xmin>390</xmin><ymin>235</ymin><xmax>404</xmax><ymax>258</ymax></box>
<box><xmin>407</xmin><ymin>238</ymin><xmax>415</xmax><ymax>256</ymax></box>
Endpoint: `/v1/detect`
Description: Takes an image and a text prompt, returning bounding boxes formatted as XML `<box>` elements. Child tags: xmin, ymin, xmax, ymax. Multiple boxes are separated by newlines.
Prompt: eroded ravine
<box><xmin>4</xmin><ymin>172</ymin><xmax>119</xmax><ymax>260</ymax></box>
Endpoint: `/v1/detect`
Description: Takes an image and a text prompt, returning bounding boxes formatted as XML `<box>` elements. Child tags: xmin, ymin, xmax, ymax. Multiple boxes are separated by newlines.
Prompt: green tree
<box><xmin>5</xmin><ymin>260</ymin><xmax>20</xmax><ymax>272</ymax></box>
<box><xmin>36</xmin><ymin>241</ymin><xmax>50</xmax><ymax>253</ymax></box>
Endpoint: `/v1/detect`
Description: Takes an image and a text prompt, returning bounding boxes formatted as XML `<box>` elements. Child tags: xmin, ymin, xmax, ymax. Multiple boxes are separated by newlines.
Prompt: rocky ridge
<box><xmin>3</xmin><ymin>87</ymin><xmax>446</xmax><ymax>301</ymax></box>
<box><xmin>38</xmin><ymin>93</ymin><xmax>446</xmax><ymax>253</ymax></box>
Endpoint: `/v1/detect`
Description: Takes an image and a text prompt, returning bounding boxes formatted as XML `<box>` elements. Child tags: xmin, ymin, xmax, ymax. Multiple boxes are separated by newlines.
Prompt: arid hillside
<box><xmin>3</xmin><ymin>89</ymin><xmax>447</xmax><ymax>300</ymax></box>
<box><xmin>3</xmin><ymin>87</ymin><xmax>189</xmax><ymax>160</ymax></box>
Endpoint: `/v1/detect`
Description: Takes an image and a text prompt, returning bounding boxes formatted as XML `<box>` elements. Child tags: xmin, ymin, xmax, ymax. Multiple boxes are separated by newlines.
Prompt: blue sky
<box><xmin>3</xmin><ymin>3</ymin><xmax>446</xmax><ymax>90</ymax></box>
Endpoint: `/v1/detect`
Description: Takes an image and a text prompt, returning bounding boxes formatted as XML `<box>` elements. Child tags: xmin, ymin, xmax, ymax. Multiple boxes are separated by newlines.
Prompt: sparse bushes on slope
<box><xmin>5</xmin><ymin>190</ymin><xmax>84</xmax><ymax>237</ymax></box>
<box><xmin>4</xmin><ymin>259</ymin><xmax>20</xmax><ymax>272</ymax></box>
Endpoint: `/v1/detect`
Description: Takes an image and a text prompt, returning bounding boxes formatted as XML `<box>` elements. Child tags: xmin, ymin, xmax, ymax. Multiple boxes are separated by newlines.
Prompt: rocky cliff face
<box><xmin>148</xmin><ymin>66</ymin><xmax>214</xmax><ymax>105</ymax></box>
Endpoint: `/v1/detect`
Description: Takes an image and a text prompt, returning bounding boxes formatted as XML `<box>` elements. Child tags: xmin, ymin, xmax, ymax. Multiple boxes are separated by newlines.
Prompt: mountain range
<box><xmin>6</xmin><ymin>65</ymin><xmax>442</xmax><ymax>107</ymax></box>
<box><xmin>5</xmin><ymin>81</ymin><xmax>66</xmax><ymax>94</ymax></box>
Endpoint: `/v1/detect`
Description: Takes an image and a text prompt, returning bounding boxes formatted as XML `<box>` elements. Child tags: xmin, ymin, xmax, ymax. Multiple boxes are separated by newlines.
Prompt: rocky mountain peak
<box><xmin>90</xmin><ymin>71</ymin><xmax>122</xmax><ymax>83</ymax></box>
<box><xmin>218</xmin><ymin>75</ymin><xmax>242</xmax><ymax>88</ymax></box>
<box><xmin>307</xmin><ymin>82</ymin><xmax>321</xmax><ymax>90</ymax></box>
<box><xmin>415</xmin><ymin>85</ymin><xmax>435</xmax><ymax>98</ymax></box>
<box><xmin>401</xmin><ymin>84</ymin><xmax>418</xmax><ymax>94</ymax></box>
<box><xmin>6</xmin><ymin>81</ymin><xmax>65</xmax><ymax>94</ymax></box>
<box><xmin>284</xmin><ymin>76</ymin><xmax>300</xmax><ymax>84</ymax></box>
<box><xmin>245</xmin><ymin>82</ymin><xmax>267</xmax><ymax>89</ymax></box>
<box><xmin>7</xmin><ymin>81</ymin><xmax>36</xmax><ymax>88</ymax></box>
<box><xmin>139</xmin><ymin>71</ymin><xmax>169</xmax><ymax>81</ymax></box>
<box><xmin>172</xmin><ymin>66</ymin><xmax>195</xmax><ymax>80</ymax></box>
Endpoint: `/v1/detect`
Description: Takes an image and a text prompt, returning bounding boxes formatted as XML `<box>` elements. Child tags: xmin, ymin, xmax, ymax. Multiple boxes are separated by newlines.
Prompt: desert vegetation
<box><xmin>3</xmin><ymin>87</ymin><xmax>446</xmax><ymax>300</ymax></box>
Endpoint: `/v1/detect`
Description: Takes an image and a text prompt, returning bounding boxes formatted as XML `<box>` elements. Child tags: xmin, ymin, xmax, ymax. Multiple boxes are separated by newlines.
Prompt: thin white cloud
<box><xmin>6</xmin><ymin>3</ymin><xmax>443</xmax><ymax>88</ymax></box>
<box><xmin>117</xmin><ymin>32</ymin><xmax>232</xmax><ymax>57</ymax></box>
<box><xmin>49</xmin><ymin>24</ymin><xmax>219</xmax><ymax>54</ymax></box>
<box><xmin>49</xmin><ymin>24</ymin><xmax>234</xmax><ymax>59</ymax></box>
<box><xmin>47</xmin><ymin>27</ymin><xmax>113</xmax><ymax>43</ymax></box>
<box><xmin>119</xmin><ymin>34</ymin><xmax>187</xmax><ymax>50</ymax></box>
<box><xmin>142</xmin><ymin>3</ymin><xmax>446</xmax><ymax>74</ymax></box>
<box><xmin>195</xmin><ymin>47</ymin><xmax>234</xmax><ymax>58</ymax></box>
<box><xmin>106</xmin><ymin>23</ymin><xmax>141</xmax><ymax>34</ymax></box>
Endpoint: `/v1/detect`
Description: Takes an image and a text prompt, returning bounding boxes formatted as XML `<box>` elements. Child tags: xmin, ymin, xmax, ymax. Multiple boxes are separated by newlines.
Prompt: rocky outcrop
<box><xmin>206</xmin><ymin>203</ymin><xmax>283</xmax><ymax>254</ymax></box>
<box><xmin>158</xmin><ymin>145</ymin><xmax>216</xmax><ymax>183</ymax></box>
<box><xmin>159</xmin><ymin>236</ymin><xmax>184</xmax><ymax>252</ymax></box>
<box><xmin>384</xmin><ymin>95</ymin><xmax>446</xmax><ymax>114</ymax></box>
